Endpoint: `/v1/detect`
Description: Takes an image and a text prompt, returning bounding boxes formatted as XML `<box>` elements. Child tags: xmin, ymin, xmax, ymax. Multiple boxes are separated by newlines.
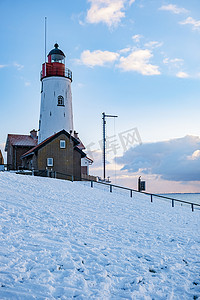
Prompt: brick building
<box><xmin>21</xmin><ymin>130</ymin><xmax>86</xmax><ymax>180</ymax></box>
<box><xmin>5</xmin><ymin>130</ymin><xmax>38</xmax><ymax>170</ymax></box>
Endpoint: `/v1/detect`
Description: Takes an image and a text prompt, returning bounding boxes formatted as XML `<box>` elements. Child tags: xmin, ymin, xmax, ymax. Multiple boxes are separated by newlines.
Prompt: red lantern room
<box><xmin>41</xmin><ymin>43</ymin><xmax>72</xmax><ymax>81</ymax></box>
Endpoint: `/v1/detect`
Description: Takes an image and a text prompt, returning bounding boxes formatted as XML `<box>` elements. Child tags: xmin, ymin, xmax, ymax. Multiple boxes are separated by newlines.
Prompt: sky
<box><xmin>1</xmin><ymin>0</ymin><xmax>200</xmax><ymax>193</ymax></box>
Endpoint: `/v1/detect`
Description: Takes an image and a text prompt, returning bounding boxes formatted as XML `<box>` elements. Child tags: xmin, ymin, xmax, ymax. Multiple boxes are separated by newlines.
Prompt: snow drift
<box><xmin>0</xmin><ymin>172</ymin><xmax>199</xmax><ymax>299</ymax></box>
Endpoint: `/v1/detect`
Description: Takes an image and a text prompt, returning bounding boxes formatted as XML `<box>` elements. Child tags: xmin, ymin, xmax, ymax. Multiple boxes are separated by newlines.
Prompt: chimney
<box><xmin>74</xmin><ymin>130</ymin><xmax>78</xmax><ymax>139</ymax></box>
<box><xmin>30</xmin><ymin>129</ymin><xmax>37</xmax><ymax>140</ymax></box>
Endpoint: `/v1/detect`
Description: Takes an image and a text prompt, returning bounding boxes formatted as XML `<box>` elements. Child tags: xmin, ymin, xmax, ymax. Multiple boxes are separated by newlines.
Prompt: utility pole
<box><xmin>102</xmin><ymin>112</ymin><xmax>118</xmax><ymax>181</ymax></box>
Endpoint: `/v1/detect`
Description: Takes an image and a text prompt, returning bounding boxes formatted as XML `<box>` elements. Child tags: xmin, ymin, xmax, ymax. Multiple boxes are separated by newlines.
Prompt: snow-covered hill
<box><xmin>0</xmin><ymin>173</ymin><xmax>199</xmax><ymax>299</ymax></box>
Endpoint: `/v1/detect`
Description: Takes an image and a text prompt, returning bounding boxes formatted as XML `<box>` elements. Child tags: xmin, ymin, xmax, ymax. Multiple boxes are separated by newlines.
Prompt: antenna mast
<box><xmin>102</xmin><ymin>112</ymin><xmax>118</xmax><ymax>181</ymax></box>
<box><xmin>44</xmin><ymin>17</ymin><xmax>47</xmax><ymax>63</ymax></box>
<box><xmin>44</xmin><ymin>17</ymin><xmax>47</xmax><ymax>77</ymax></box>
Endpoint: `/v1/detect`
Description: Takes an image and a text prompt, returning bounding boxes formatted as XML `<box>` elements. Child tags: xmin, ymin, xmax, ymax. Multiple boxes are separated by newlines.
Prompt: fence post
<box><xmin>110</xmin><ymin>185</ymin><xmax>112</xmax><ymax>193</ymax></box>
<box><xmin>91</xmin><ymin>181</ymin><xmax>93</xmax><ymax>188</ymax></box>
<box><xmin>130</xmin><ymin>190</ymin><xmax>132</xmax><ymax>198</ymax></box>
<box><xmin>151</xmin><ymin>195</ymin><xmax>153</xmax><ymax>203</ymax></box>
<box><xmin>172</xmin><ymin>199</ymin><xmax>174</xmax><ymax>207</ymax></box>
<box><xmin>71</xmin><ymin>175</ymin><xmax>73</xmax><ymax>182</ymax></box>
<box><xmin>191</xmin><ymin>203</ymin><xmax>194</xmax><ymax>212</ymax></box>
<box><xmin>54</xmin><ymin>171</ymin><xmax>56</xmax><ymax>179</ymax></box>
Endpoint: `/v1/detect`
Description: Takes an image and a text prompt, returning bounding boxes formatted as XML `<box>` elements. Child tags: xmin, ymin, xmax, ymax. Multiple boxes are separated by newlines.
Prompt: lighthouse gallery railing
<box><xmin>40</xmin><ymin>67</ymin><xmax>72</xmax><ymax>81</ymax></box>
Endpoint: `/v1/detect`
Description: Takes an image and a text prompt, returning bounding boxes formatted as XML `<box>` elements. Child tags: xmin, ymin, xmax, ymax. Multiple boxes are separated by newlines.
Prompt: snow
<box><xmin>0</xmin><ymin>172</ymin><xmax>200</xmax><ymax>299</ymax></box>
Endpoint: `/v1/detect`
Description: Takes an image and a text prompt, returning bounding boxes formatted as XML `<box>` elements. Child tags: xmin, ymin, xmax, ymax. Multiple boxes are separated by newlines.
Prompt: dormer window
<box><xmin>57</xmin><ymin>95</ymin><xmax>64</xmax><ymax>106</ymax></box>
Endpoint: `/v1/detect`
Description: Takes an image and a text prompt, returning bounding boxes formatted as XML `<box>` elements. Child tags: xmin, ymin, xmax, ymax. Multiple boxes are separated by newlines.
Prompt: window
<box><xmin>57</xmin><ymin>95</ymin><xmax>64</xmax><ymax>106</ymax></box>
<box><xmin>47</xmin><ymin>158</ymin><xmax>53</xmax><ymax>167</ymax></box>
<box><xmin>60</xmin><ymin>140</ymin><xmax>66</xmax><ymax>148</ymax></box>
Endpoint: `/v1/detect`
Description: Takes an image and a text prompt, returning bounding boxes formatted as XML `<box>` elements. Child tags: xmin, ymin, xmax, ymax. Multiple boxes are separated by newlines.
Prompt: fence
<box><xmin>16</xmin><ymin>169</ymin><xmax>200</xmax><ymax>212</ymax></box>
<box><xmin>88</xmin><ymin>179</ymin><xmax>200</xmax><ymax>212</ymax></box>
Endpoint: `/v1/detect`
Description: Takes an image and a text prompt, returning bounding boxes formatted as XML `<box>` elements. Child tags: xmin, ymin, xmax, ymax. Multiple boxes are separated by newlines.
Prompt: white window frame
<box><xmin>47</xmin><ymin>158</ymin><xmax>53</xmax><ymax>167</ymax></box>
<box><xmin>60</xmin><ymin>140</ymin><xmax>66</xmax><ymax>149</ymax></box>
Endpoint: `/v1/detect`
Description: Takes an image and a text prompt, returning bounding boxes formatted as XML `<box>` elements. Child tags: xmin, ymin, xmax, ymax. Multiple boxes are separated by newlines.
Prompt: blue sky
<box><xmin>1</xmin><ymin>0</ymin><xmax>200</xmax><ymax>192</ymax></box>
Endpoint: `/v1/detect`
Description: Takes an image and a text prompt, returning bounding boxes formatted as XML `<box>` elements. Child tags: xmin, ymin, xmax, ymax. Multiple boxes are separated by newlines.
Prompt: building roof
<box><xmin>76</xmin><ymin>139</ymin><xmax>85</xmax><ymax>150</ymax></box>
<box><xmin>21</xmin><ymin>130</ymin><xmax>86</xmax><ymax>159</ymax></box>
<box><xmin>48</xmin><ymin>43</ymin><xmax>65</xmax><ymax>58</ymax></box>
<box><xmin>85</xmin><ymin>156</ymin><xmax>93</xmax><ymax>163</ymax></box>
<box><xmin>5</xmin><ymin>134</ymin><xmax>38</xmax><ymax>151</ymax></box>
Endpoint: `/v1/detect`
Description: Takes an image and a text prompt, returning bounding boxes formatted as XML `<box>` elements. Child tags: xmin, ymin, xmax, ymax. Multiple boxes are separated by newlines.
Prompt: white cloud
<box><xmin>176</xmin><ymin>71</ymin><xmax>189</xmax><ymax>78</ymax></box>
<box><xmin>144</xmin><ymin>41</ymin><xmax>163</xmax><ymax>49</ymax></box>
<box><xmin>14</xmin><ymin>62</ymin><xmax>24</xmax><ymax>71</ymax></box>
<box><xmin>76</xmin><ymin>83</ymin><xmax>85</xmax><ymax>88</ymax></box>
<box><xmin>86</xmin><ymin>0</ymin><xmax>126</xmax><ymax>27</ymax></box>
<box><xmin>163</xmin><ymin>57</ymin><xmax>186</xmax><ymax>77</ymax></box>
<box><xmin>116</xmin><ymin>135</ymin><xmax>200</xmax><ymax>182</ymax></box>
<box><xmin>119</xmin><ymin>47</ymin><xmax>131</xmax><ymax>54</ymax></box>
<box><xmin>188</xmin><ymin>150</ymin><xmax>200</xmax><ymax>160</ymax></box>
<box><xmin>79</xmin><ymin>49</ymin><xmax>119</xmax><ymax>67</ymax></box>
<box><xmin>159</xmin><ymin>4</ymin><xmax>189</xmax><ymax>14</ymax></box>
<box><xmin>163</xmin><ymin>58</ymin><xmax>184</xmax><ymax>65</ymax></box>
<box><xmin>129</xmin><ymin>0</ymin><xmax>135</xmax><ymax>5</ymax></box>
<box><xmin>132</xmin><ymin>34</ymin><xmax>143</xmax><ymax>43</ymax></box>
<box><xmin>180</xmin><ymin>17</ymin><xmax>200</xmax><ymax>31</ymax></box>
<box><xmin>0</xmin><ymin>65</ymin><xmax>6</xmax><ymax>68</ymax></box>
<box><xmin>25</xmin><ymin>81</ymin><xmax>31</xmax><ymax>86</ymax></box>
<box><xmin>118</xmin><ymin>49</ymin><xmax>160</xmax><ymax>76</ymax></box>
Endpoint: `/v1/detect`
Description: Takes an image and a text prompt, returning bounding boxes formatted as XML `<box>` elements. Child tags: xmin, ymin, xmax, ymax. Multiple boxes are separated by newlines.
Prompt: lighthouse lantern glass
<box><xmin>51</xmin><ymin>53</ymin><xmax>65</xmax><ymax>63</ymax></box>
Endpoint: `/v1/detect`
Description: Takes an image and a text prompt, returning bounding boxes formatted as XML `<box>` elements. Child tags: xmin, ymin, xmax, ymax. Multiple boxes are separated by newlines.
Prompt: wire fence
<box><xmin>16</xmin><ymin>169</ymin><xmax>200</xmax><ymax>212</ymax></box>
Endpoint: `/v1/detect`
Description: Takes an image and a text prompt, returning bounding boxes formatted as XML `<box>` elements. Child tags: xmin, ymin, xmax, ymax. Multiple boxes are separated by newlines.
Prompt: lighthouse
<box><xmin>38</xmin><ymin>43</ymin><xmax>74</xmax><ymax>143</ymax></box>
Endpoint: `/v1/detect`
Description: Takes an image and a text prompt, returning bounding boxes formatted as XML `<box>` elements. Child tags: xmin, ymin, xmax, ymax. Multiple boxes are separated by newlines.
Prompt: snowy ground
<box><xmin>0</xmin><ymin>173</ymin><xmax>200</xmax><ymax>299</ymax></box>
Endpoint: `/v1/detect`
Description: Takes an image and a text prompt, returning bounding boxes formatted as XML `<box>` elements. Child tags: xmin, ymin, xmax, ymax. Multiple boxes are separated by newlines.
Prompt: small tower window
<box><xmin>57</xmin><ymin>95</ymin><xmax>64</xmax><ymax>106</ymax></box>
<box><xmin>60</xmin><ymin>140</ymin><xmax>66</xmax><ymax>149</ymax></box>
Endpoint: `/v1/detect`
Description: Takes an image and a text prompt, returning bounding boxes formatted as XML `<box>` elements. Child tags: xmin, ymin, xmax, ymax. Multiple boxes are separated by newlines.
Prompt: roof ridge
<box><xmin>21</xmin><ymin>130</ymin><xmax>83</xmax><ymax>159</ymax></box>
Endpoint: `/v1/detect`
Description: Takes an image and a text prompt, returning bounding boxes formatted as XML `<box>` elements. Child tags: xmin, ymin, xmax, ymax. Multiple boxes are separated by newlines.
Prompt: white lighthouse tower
<box><xmin>38</xmin><ymin>43</ymin><xmax>74</xmax><ymax>143</ymax></box>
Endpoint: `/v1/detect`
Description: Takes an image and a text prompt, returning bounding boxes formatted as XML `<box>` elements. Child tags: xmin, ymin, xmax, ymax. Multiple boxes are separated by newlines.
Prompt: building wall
<box><xmin>73</xmin><ymin>150</ymin><xmax>82</xmax><ymax>180</ymax></box>
<box><xmin>0</xmin><ymin>150</ymin><xmax>4</xmax><ymax>165</ymax></box>
<box><xmin>15</xmin><ymin>146</ymin><xmax>34</xmax><ymax>170</ymax></box>
<box><xmin>81</xmin><ymin>157</ymin><xmax>92</xmax><ymax>176</ymax></box>
<box><xmin>37</xmin><ymin>134</ymin><xmax>81</xmax><ymax>180</ymax></box>
<box><xmin>22</xmin><ymin>153</ymin><xmax>38</xmax><ymax>170</ymax></box>
<box><xmin>21</xmin><ymin>134</ymin><xmax>83</xmax><ymax>180</ymax></box>
<box><xmin>32</xmin><ymin>153</ymin><xmax>38</xmax><ymax>170</ymax></box>
<box><xmin>6</xmin><ymin>141</ymin><xmax>13</xmax><ymax>169</ymax></box>
<box><xmin>81</xmin><ymin>166</ymin><xmax>88</xmax><ymax>175</ymax></box>
<box><xmin>7</xmin><ymin>145</ymin><xmax>34</xmax><ymax>170</ymax></box>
